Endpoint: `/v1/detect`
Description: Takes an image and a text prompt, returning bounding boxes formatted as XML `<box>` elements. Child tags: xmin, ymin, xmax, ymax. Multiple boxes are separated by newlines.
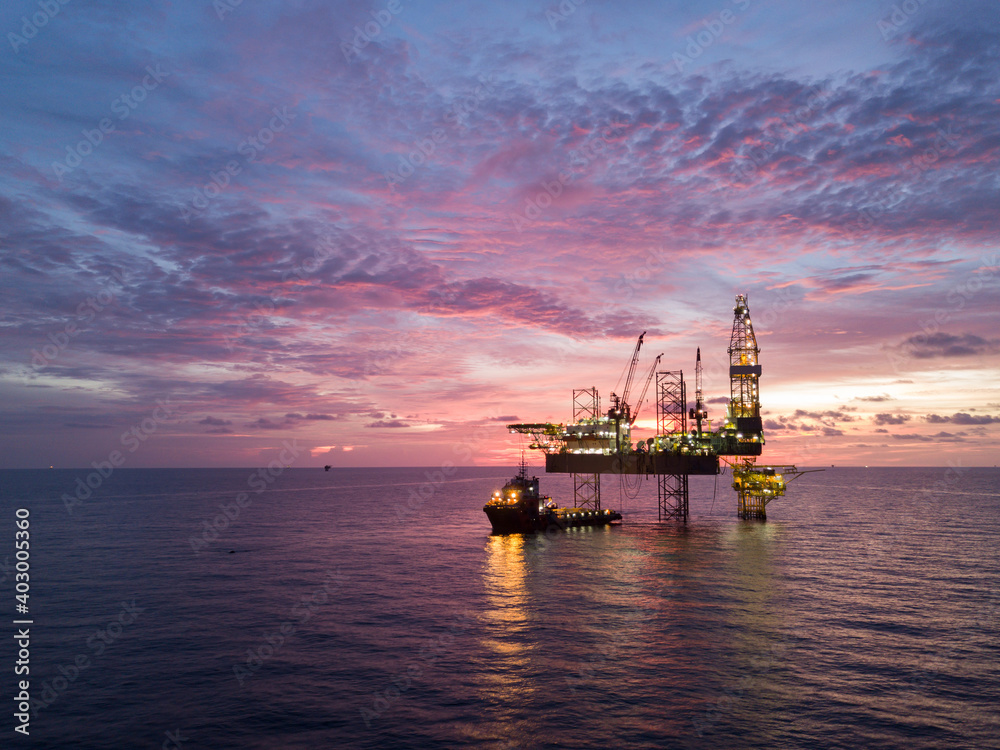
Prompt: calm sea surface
<box><xmin>0</xmin><ymin>466</ymin><xmax>998</xmax><ymax>749</ymax></box>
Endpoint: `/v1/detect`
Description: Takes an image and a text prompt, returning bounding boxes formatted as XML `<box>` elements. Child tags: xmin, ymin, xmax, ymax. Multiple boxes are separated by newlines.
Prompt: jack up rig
<box><xmin>507</xmin><ymin>295</ymin><xmax>803</xmax><ymax>521</ymax></box>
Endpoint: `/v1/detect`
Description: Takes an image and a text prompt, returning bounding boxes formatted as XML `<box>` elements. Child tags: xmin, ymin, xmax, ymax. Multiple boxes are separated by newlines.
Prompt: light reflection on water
<box><xmin>0</xmin><ymin>467</ymin><xmax>997</xmax><ymax>749</ymax></box>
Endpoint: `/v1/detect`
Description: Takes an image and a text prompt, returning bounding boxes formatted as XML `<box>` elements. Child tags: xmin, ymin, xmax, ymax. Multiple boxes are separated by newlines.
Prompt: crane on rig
<box><xmin>609</xmin><ymin>331</ymin><xmax>644</xmax><ymax>426</ymax></box>
<box><xmin>631</xmin><ymin>353</ymin><xmax>663</xmax><ymax>427</ymax></box>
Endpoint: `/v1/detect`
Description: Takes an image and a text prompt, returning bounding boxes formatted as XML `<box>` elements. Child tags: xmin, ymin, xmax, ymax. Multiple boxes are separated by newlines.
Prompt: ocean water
<box><xmin>0</xmin><ymin>466</ymin><xmax>998</xmax><ymax>749</ymax></box>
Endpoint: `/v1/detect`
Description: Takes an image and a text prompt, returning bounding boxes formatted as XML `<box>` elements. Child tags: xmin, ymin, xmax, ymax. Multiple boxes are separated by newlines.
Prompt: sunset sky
<box><xmin>1</xmin><ymin>0</ymin><xmax>998</xmax><ymax>468</ymax></box>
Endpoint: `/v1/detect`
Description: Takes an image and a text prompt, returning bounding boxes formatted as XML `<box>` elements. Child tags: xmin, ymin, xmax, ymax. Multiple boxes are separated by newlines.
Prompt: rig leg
<box><xmin>573</xmin><ymin>473</ymin><xmax>601</xmax><ymax>511</ymax></box>
<box><xmin>658</xmin><ymin>472</ymin><xmax>689</xmax><ymax>522</ymax></box>
<box><xmin>737</xmin><ymin>488</ymin><xmax>767</xmax><ymax>520</ymax></box>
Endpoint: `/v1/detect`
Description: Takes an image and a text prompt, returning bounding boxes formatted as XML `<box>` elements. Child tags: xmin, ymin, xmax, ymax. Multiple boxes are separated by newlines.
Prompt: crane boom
<box><xmin>618</xmin><ymin>331</ymin><xmax>645</xmax><ymax>418</ymax></box>
<box><xmin>630</xmin><ymin>353</ymin><xmax>662</xmax><ymax>426</ymax></box>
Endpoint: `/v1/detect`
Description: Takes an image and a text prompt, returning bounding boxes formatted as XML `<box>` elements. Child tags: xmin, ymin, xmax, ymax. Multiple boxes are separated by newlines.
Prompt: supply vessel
<box><xmin>483</xmin><ymin>459</ymin><xmax>622</xmax><ymax>534</ymax></box>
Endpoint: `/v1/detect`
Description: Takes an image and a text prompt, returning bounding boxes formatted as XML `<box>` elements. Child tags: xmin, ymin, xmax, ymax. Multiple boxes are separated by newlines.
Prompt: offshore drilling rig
<box><xmin>507</xmin><ymin>295</ymin><xmax>802</xmax><ymax>521</ymax></box>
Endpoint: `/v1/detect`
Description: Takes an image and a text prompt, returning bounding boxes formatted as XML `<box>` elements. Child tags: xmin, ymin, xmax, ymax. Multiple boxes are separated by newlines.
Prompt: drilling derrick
<box><xmin>723</xmin><ymin>295</ymin><xmax>804</xmax><ymax>518</ymax></box>
<box><xmin>727</xmin><ymin>294</ymin><xmax>763</xmax><ymax>449</ymax></box>
<box><xmin>728</xmin><ymin>294</ymin><xmax>764</xmax><ymax>518</ymax></box>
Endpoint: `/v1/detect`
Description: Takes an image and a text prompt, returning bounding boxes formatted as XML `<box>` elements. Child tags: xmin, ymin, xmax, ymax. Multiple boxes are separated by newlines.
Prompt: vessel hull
<box><xmin>483</xmin><ymin>505</ymin><xmax>622</xmax><ymax>535</ymax></box>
